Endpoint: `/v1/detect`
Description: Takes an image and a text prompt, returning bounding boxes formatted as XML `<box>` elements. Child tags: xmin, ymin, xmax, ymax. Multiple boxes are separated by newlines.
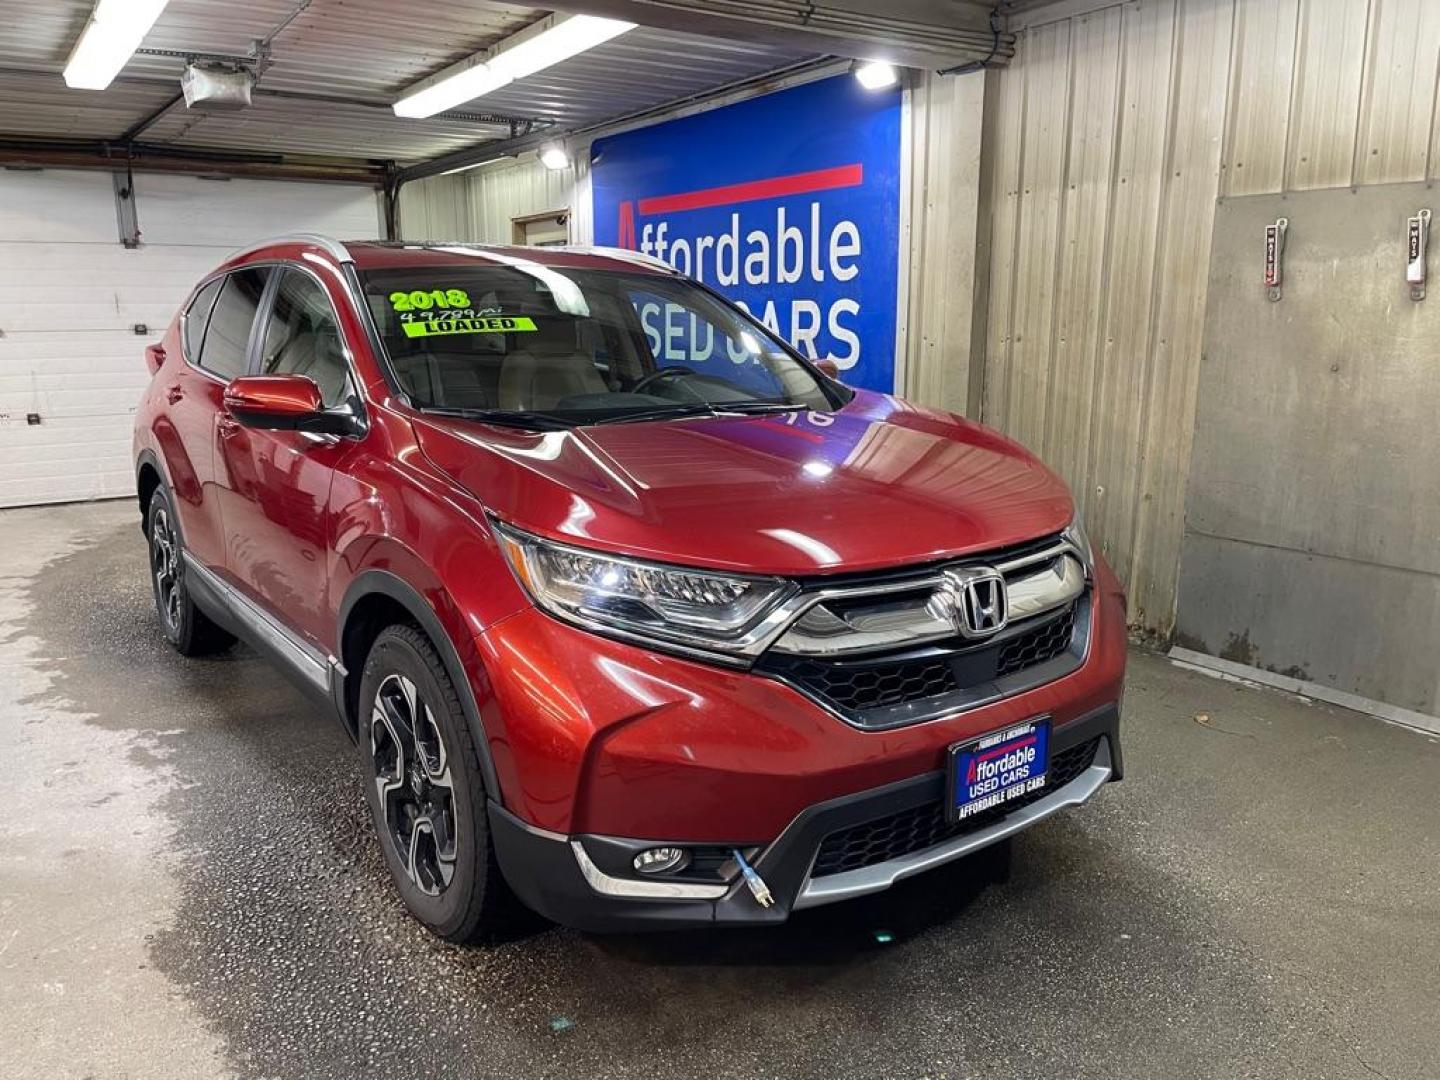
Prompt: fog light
<box><xmin>633</xmin><ymin>847</ymin><xmax>689</xmax><ymax>875</ymax></box>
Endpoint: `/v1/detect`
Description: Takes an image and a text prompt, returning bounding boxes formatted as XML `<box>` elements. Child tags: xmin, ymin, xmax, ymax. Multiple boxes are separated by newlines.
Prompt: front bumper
<box><xmin>490</xmin><ymin>701</ymin><xmax>1121</xmax><ymax>932</ymax></box>
<box><xmin>474</xmin><ymin>556</ymin><xmax>1128</xmax><ymax>842</ymax></box>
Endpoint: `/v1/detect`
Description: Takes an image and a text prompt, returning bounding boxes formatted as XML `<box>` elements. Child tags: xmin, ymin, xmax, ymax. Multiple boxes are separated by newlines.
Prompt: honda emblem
<box><xmin>928</xmin><ymin>567</ymin><xmax>1009</xmax><ymax>640</ymax></box>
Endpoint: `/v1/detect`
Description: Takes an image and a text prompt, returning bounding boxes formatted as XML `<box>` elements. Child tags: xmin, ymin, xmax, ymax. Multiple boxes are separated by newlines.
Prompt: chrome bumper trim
<box><xmin>792</xmin><ymin>740</ymin><xmax>1113</xmax><ymax>910</ymax></box>
<box><xmin>570</xmin><ymin>841</ymin><xmax>729</xmax><ymax>901</ymax></box>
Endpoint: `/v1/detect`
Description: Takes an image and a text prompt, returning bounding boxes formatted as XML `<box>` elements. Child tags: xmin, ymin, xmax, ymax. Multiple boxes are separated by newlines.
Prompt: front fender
<box><xmin>335</xmin><ymin>565</ymin><xmax>510</xmax><ymax>805</ymax></box>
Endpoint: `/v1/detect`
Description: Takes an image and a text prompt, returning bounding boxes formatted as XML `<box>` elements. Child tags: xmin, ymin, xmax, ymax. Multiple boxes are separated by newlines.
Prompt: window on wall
<box><xmin>511</xmin><ymin>210</ymin><xmax>570</xmax><ymax>247</ymax></box>
<box><xmin>258</xmin><ymin>269</ymin><xmax>350</xmax><ymax>408</ymax></box>
<box><xmin>199</xmin><ymin>267</ymin><xmax>271</xmax><ymax>380</ymax></box>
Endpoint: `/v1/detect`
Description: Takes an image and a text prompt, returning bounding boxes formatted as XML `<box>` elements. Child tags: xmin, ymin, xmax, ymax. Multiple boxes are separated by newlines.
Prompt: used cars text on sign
<box><xmin>591</xmin><ymin>75</ymin><xmax>902</xmax><ymax>392</ymax></box>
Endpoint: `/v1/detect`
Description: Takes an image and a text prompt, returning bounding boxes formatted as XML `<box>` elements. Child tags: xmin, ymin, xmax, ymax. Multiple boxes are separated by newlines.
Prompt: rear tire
<box><xmin>146</xmin><ymin>486</ymin><xmax>235</xmax><ymax>657</ymax></box>
<box><xmin>358</xmin><ymin>624</ymin><xmax>527</xmax><ymax>942</ymax></box>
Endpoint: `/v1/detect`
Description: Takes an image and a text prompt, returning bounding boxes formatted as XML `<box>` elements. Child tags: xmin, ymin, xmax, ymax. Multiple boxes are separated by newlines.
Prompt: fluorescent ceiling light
<box><xmin>64</xmin><ymin>0</ymin><xmax>170</xmax><ymax>91</ymax></box>
<box><xmin>539</xmin><ymin>145</ymin><xmax>570</xmax><ymax>170</ymax></box>
<box><xmin>853</xmin><ymin>61</ymin><xmax>898</xmax><ymax>91</ymax></box>
<box><xmin>394</xmin><ymin>14</ymin><xmax>636</xmax><ymax>119</ymax></box>
<box><xmin>438</xmin><ymin>156</ymin><xmax>508</xmax><ymax>176</ymax></box>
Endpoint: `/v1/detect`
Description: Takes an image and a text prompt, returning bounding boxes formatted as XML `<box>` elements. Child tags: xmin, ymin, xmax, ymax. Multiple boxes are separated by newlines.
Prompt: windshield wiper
<box><xmin>587</xmin><ymin>403</ymin><xmax>724</xmax><ymax>426</ymax></box>
<box><xmin>588</xmin><ymin>401</ymin><xmax>807</xmax><ymax>426</ymax></box>
<box><xmin>419</xmin><ymin>406</ymin><xmax>574</xmax><ymax>431</ymax></box>
<box><xmin>716</xmin><ymin>402</ymin><xmax>807</xmax><ymax>415</ymax></box>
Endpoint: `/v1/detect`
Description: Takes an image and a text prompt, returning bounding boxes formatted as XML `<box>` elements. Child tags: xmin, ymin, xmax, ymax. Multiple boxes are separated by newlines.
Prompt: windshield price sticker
<box><xmin>401</xmin><ymin>315</ymin><xmax>538</xmax><ymax>339</ymax></box>
<box><xmin>390</xmin><ymin>288</ymin><xmax>473</xmax><ymax>313</ymax></box>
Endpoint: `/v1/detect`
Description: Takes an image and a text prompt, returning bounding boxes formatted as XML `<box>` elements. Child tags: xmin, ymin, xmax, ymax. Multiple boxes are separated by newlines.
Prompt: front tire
<box><xmin>146</xmin><ymin>487</ymin><xmax>235</xmax><ymax>657</ymax></box>
<box><xmin>358</xmin><ymin>625</ymin><xmax>524</xmax><ymax>942</ymax></box>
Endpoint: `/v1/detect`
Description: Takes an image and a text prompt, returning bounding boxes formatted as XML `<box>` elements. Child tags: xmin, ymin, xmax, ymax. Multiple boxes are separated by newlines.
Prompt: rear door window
<box><xmin>183</xmin><ymin>278</ymin><xmax>223</xmax><ymax>363</ymax></box>
<box><xmin>199</xmin><ymin>267</ymin><xmax>270</xmax><ymax>380</ymax></box>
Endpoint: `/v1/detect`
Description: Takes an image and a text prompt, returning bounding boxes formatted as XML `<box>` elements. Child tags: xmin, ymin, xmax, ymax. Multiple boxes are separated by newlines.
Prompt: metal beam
<box><xmin>118</xmin><ymin>91</ymin><xmax>185</xmax><ymax>143</ymax></box>
<box><xmin>112</xmin><ymin>165</ymin><xmax>140</xmax><ymax>248</ymax></box>
<box><xmin>0</xmin><ymin>138</ymin><xmax>387</xmax><ymax>185</ymax></box>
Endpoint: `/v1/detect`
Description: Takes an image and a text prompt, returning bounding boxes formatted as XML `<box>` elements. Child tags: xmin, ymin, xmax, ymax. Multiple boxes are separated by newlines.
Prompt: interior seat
<box><xmin>391</xmin><ymin>351</ymin><xmax>494</xmax><ymax>410</ymax></box>
<box><xmin>269</xmin><ymin>329</ymin><xmax>348</xmax><ymax>406</ymax></box>
<box><xmin>498</xmin><ymin>318</ymin><xmax>606</xmax><ymax>411</ymax></box>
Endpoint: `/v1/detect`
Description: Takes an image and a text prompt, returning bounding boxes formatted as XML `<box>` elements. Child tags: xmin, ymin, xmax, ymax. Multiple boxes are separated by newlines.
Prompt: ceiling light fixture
<box><xmin>853</xmin><ymin>60</ymin><xmax>899</xmax><ymax>91</ymax></box>
<box><xmin>393</xmin><ymin>14</ymin><xmax>636</xmax><ymax>119</ymax></box>
<box><xmin>538</xmin><ymin>144</ymin><xmax>570</xmax><ymax>170</ymax></box>
<box><xmin>64</xmin><ymin>0</ymin><xmax>171</xmax><ymax>90</ymax></box>
<box><xmin>438</xmin><ymin>156</ymin><xmax>508</xmax><ymax>176</ymax></box>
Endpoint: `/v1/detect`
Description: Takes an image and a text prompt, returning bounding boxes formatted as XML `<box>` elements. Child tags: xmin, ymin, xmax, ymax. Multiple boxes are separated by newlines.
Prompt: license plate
<box><xmin>947</xmin><ymin>718</ymin><xmax>1050</xmax><ymax>822</ymax></box>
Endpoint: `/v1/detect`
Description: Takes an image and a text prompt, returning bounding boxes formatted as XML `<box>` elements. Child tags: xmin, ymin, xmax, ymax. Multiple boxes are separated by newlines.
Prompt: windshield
<box><xmin>360</xmin><ymin>261</ymin><xmax>840</xmax><ymax>427</ymax></box>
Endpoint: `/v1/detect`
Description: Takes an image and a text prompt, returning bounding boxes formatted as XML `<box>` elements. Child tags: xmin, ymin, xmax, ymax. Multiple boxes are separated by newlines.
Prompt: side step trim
<box><xmin>182</xmin><ymin>553</ymin><xmax>329</xmax><ymax>693</ymax></box>
<box><xmin>793</xmin><ymin>740</ymin><xmax>1113</xmax><ymax>910</ymax></box>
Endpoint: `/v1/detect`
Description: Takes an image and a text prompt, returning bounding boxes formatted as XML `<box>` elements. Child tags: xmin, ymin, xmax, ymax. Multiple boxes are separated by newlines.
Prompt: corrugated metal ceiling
<box><xmin>0</xmin><ymin>0</ymin><xmax>818</xmax><ymax>164</ymax></box>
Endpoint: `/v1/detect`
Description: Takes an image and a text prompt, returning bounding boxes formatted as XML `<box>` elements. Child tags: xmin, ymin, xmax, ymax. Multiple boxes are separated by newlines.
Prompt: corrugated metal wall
<box><xmin>398</xmin><ymin>155</ymin><xmax>593</xmax><ymax>245</ymax></box>
<box><xmin>470</xmin><ymin>155</ymin><xmax>594</xmax><ymax>244</ymax></box>
<box><xmin>980</xmin><ymin>0</ymin><xmax>1440</xmax><ymax>633</ymax></box>
<box><xmin>902</xmin><ymin>71</ymin><xmax>987</xmax><ymax>417</ymax></box>
<box><xmin>397</xmin><ymin>174</ymin><xmax>473</xmax><ymax>241</ymax></box>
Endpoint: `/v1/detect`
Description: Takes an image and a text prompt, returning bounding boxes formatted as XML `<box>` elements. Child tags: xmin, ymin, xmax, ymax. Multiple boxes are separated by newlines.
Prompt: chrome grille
<box><xmin>752</xmin><ymin>532</ymin><xmax>1091</xmax><ymax>730</ymax></box>
<box><xmin>759</xmin><ymin>601</ymin><xmax>1081</xmax><ymax>722</ymax></box>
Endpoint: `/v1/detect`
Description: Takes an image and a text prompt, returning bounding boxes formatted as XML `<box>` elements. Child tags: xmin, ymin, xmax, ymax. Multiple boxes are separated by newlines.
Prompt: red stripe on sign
<box><xmin>975</xmin><ymin>736</ymin><xmax>1037</xmax><ymax>763</ymax></box>
<box><xmin>637</xmin><ymin>164</ymin><xmax>864</xmax><ymax>216</ymax></box>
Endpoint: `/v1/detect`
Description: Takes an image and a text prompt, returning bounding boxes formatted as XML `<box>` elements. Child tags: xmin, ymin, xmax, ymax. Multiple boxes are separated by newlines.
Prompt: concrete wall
<box><xmin>1179</xmin><ymin>182</ymin><xmax>1440</xmax><ymax>718</ymax></box>
<box><xmin>981</xmin><ymin>0</ymin><xmax>1440</xmax><ymax>634</ymax></box>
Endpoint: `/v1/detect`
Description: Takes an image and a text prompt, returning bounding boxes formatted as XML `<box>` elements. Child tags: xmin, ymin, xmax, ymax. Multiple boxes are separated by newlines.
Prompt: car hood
<box><xmin>411</xmin><ymin>389</ymin><xmax>1074</xmax><ymax>577</ymax></box>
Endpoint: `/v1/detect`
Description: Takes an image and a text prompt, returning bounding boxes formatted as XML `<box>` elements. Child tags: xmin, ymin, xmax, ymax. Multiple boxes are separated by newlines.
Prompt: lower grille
<box><xmin>810</xmin><ymin>737</ymin><xmax>1102</xmax><ymax>878</ymax></box>
<box><xmin>997</xmin><ymin>606</ymin><xmax>1077</xmax><ymax>678</ymax></box>
<box><xmin>762</xmin><ymin>602</ymin><xmax>1079</xmax><ymax>718</ymax></box>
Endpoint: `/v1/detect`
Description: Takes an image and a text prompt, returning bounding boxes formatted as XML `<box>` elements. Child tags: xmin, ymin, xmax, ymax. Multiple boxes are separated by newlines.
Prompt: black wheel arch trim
<box><xmin>135</xmin><ymin>448</ymin><xmax>170</xmax><ymax>535</ymax></box>
<box><xmin>337</xmin><ymin>569</ymin><xmax>504</xmax><ymax>805</ymax></box>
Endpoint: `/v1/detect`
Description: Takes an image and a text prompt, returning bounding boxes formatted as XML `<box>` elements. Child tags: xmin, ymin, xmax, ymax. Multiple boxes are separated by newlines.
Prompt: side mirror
<box><xmin>814</xmin><ymin>358</ymin><xmax>841</xmax><ymax>381</ymax></box>
<box><xmin>223</xmin><ymin>375</ymin><xmax>358</xmax><ymax>436</ymax></box>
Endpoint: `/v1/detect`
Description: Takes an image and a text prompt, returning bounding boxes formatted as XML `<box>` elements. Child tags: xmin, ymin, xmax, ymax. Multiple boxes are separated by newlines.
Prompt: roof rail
<box><xmin>550</xmin><ymin>245</ymin><xmax>678</xmax><ymax>274</ymax></box>
<box><xmin>226</xmin><ymin>233</ymin><xmax>353</xmax><ymax>264</ymax></box>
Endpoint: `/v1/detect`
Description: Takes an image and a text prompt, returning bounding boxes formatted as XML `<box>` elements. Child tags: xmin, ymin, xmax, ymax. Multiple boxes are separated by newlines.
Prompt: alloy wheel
<box><xmin>150</xmin><ymin>506</ymin><xmax>182</xmax><ymax>633</ymax></box>
<box><xmin>370</xmin><ymin>673</ymin><xmax>458</xmax><ymax>895</ymax></box>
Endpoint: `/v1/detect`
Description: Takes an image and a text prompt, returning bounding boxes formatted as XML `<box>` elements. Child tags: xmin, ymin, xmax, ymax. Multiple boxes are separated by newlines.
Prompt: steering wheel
<box><xmin>631</xmin><ymin>366</ymin><xmax>696</xmax><ymax>395</ymax></box>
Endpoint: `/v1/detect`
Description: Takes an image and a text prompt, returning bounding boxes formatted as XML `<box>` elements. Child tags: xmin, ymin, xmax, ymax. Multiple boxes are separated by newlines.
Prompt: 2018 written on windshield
<box><xmin>390</xmin><ymin>288</ymin><xmax>472</xmax><ymax>312</ymax></box>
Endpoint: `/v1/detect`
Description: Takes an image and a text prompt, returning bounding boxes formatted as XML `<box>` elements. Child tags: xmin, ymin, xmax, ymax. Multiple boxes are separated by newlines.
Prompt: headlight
<box><xmin>493</xmin><ymin>522</ymin><xmax>797</xmax><ymax>659</ymax></box>
<box><xmin>1062</xmin><ymin>515</ymin><xmax>1094</xmax><ymax>574</ymax></box>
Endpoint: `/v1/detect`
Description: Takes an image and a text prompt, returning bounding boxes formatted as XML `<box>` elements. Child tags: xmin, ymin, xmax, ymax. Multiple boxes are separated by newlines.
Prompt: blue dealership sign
<box><xmin>591</xmin><ymin>75</ymin><xmax>902</xmax><ymax>392</ymax></box>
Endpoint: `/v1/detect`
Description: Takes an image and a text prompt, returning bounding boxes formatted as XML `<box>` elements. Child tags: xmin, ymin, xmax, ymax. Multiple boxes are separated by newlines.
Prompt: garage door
<box><xmin>0</xmin><ymin>169</ymin><xmax>380</xmax><ymax>509</ymax></box>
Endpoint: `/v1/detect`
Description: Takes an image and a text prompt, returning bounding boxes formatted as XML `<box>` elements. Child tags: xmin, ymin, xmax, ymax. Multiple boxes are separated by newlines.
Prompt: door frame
<box><xmin>510</xmin><ymin>208</ymin><xmax>570</xmax><ymax>246</ymax></box>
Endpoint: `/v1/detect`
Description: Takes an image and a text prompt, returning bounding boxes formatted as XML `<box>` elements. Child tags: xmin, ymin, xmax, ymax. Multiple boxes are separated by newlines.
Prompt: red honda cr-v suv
<box><xmin>133</xmin><ymin>234</ymin><xmax>1126</xmax><ymax>939</ymax></box>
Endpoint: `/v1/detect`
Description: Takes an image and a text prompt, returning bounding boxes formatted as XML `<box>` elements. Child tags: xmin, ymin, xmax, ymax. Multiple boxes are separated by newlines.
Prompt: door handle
<box><xmin>166</xmin><ymin>385</ymin><xmax>184</xmax><ymax>404</ymax></box>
